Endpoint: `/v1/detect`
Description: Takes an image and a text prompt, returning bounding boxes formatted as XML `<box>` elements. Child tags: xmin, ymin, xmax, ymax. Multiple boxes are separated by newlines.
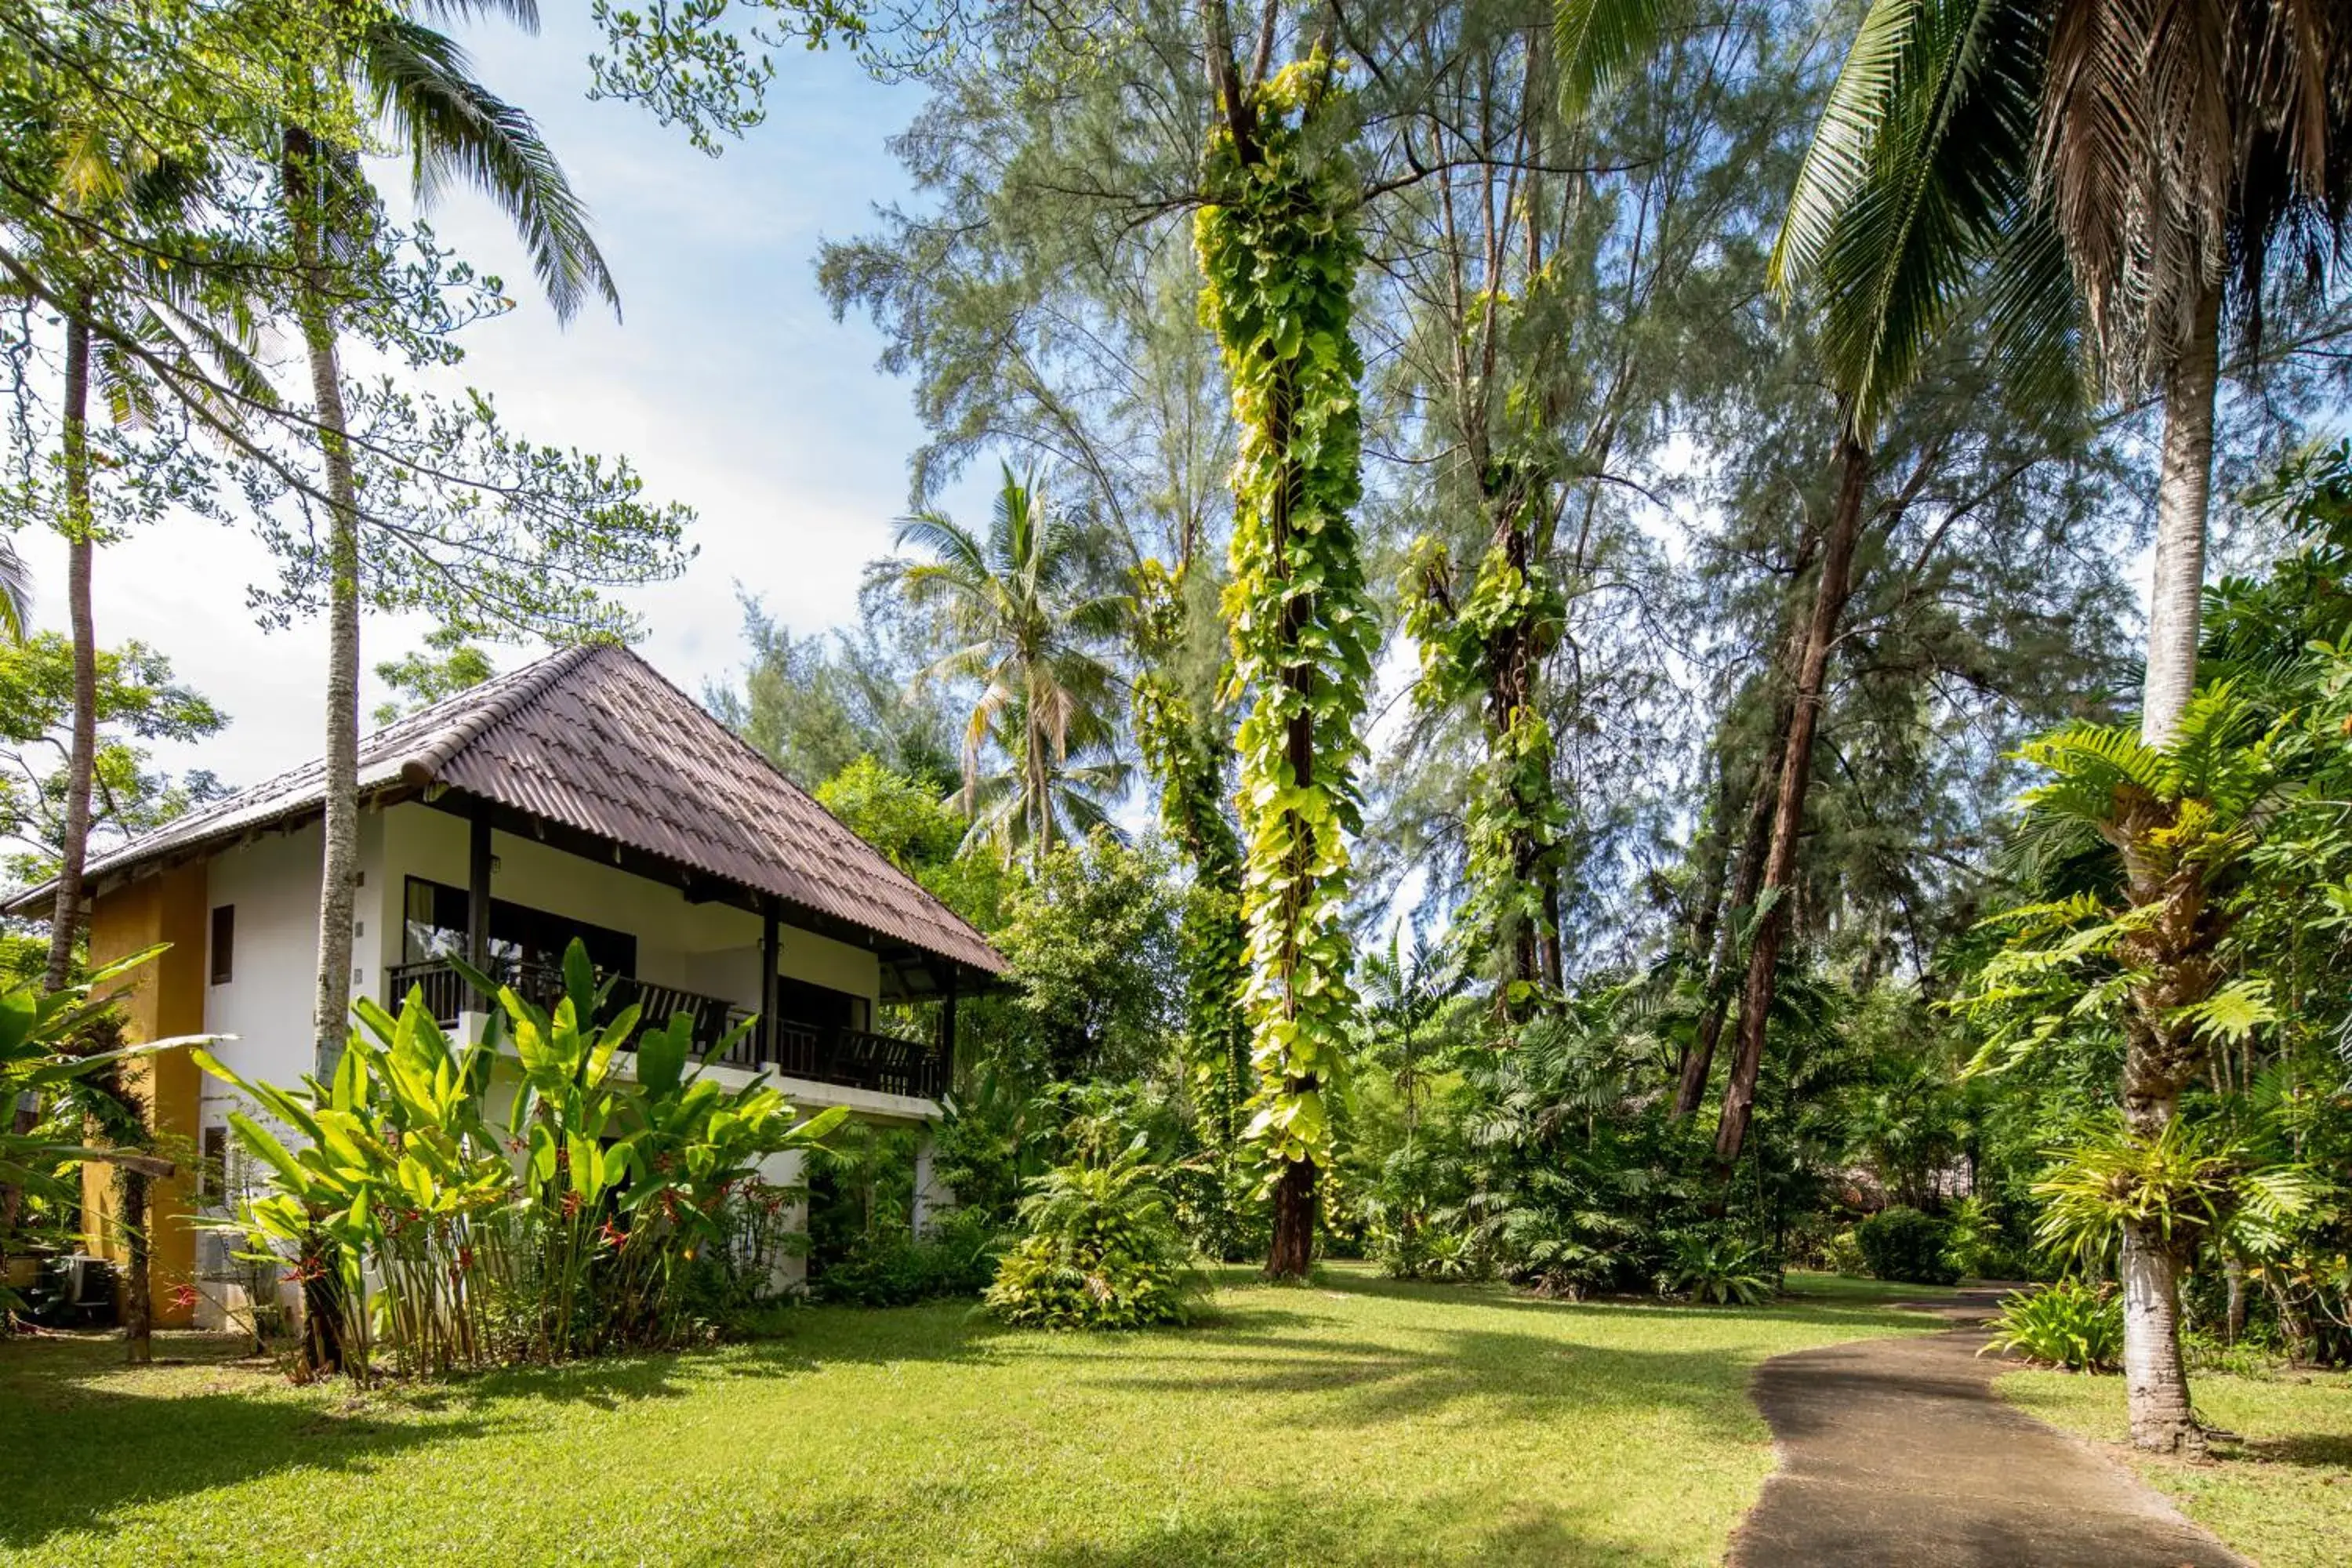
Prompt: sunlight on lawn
<box><xmin>0</xmin><ymin>1269</ymin><xmax>1943</xmax><ymax>1567</ymax></box>
<box><xmin>2001</xmin><ymin>1365</ymin><xmax>2352</xmax><ymax>1568</ymax></box>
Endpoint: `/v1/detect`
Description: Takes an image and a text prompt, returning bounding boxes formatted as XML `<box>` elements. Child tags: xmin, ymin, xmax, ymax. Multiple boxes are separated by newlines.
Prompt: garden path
<box><xmin>1729</xmin><ymin>1288</ymin><xmax>2248</xmax><ymax>1568</ymax></box>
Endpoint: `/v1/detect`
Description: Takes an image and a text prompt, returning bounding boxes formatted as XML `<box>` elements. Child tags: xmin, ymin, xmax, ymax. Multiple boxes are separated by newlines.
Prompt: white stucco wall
<box><xmin>198</xmin><ymin>813</ymin><xmax>387</xmax><ymax>1088</ymax></box>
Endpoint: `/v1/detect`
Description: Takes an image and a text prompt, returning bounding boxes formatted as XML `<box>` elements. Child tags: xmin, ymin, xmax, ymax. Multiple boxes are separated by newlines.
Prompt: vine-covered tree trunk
<box><xmin>1196</xmin><ymin>33</ymin><xmax>1374</xmax><ymax>1284</ymax></box>
<box><xmin>1714</xmin><ymin>434</ymin><xmax>1870</xmax><ymax>1164</ymax></box>
<box><xmin>282</xmin><ymin>126</ymin><xmax>364</xmax><ymax>1091</ymax></box>
<box><xmin>1132</xmin><ymin>583</ymin><xmax>1251</xmax><ymax>1256</ymax></box>
<box><xmin>45</xmin><ymin>297</ymin><xmax>98</xmax><ymax>991</ymax></box>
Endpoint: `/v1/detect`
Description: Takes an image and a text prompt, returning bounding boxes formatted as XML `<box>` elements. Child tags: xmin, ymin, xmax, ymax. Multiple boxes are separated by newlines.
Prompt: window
<box><xmin>776</xmin><ymin>977</ymin><xmax>869</xmax><ymax>1033</ymax></box>
<box><xmin>209</xmin><ymin>906</ymin><xmax>234</xmax><ymax>985</ymax></box>
<box><xmin>199</xmin><ymin>1124</ymin><xmax>228</xmax><ymax>1203</ymax></box>
<box><xmin>401</xmin><ymin>876</ymin><xmax>638</xmax><ymax>977</ymax></box>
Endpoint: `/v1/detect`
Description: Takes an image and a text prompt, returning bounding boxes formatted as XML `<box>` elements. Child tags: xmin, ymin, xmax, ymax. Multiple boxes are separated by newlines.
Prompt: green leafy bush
<box><xmin>815</xmin><ymin>1208</ymin><xmax>1000</xmax><ymax>1306</ymax></box>
<box><xmin>983</xmin><ymin>1142</ymin><xmax>1200</xmax><ymax>1330</ymax></box>
<box><xmin>1824</xmin><ymin>1229</ymin><xmax>1867</xmax><ymax>1277</ymax></box>
<box><xmin>1658</xmin><ymin>1231</ymin><xmax>1776</xmax><ymax>1305</ymax></box>
<box><xmin>1856</xmin><ymin>1206</ymin><xmax>1961</xmax><ymax>1285</ymax></box>
<box><xmin>198</xmin><ymin>941</ymin><xmax>843</xmax><ymax>1377</ymax></box>
<box><xmin>1981</xmin><ymin>1280</ymin><xmax>2122</xmax><ymax>1371</ymax></box>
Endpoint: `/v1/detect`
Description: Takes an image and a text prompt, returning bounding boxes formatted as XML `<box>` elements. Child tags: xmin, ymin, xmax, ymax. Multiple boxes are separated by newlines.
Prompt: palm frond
<box><xmin>364</xmin><ymin>16</ymin><xmax>619</xmax><ymax>323</ymax></box>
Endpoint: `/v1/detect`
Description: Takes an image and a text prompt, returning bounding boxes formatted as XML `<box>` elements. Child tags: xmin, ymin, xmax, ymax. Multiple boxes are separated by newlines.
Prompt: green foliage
<box><xmin>0</xmin><ymin>949</ymin><xmax>183</xmax><ymax>1271</ymax></box>
<box><xmin>1196</xmin><ymin>59</ymin><xmax>1377</xmax><ymax>1188</ymax></box>
<box><xmin>1660</xmin><ymin>1231</ymin><xmax>1777</xmax><ymax>1306</ymax></box>
<box><xmin>0</xmin><ymin>633</ymin><xmax>227</xmax><ymax>884</ymax></box>
<box><xmin>371</xmin><ymin>624</ymin><xmax>494</xmax><ymax>727</ymax></box>
<box><xmin>1983</xmin><ymin>1280</ymin><xmax>2123</xmax><ymax>1372</ymax></box>
<box><xmin>814</xmin><ymin>1207</ymin><xmax>1000</xmax><ymax>1307</ymax></box>
<box><xmin>983</xmin><ymin>1140</ymin><xmax>1201</xmax><ymax>1330</ymax></box>
<box><xmin>713</xmin><ymin>593</ymin><xmax>958</xmax><ymax>792</ymax></box>
<box><xmin>1401</xmin><ymin>538</ymin><xmax>1571</xmax><ymax>993</ymax></box>
<box><xmin>993</xmin><ymin>831</ymin><xmax>1181</xmax><ymax>1083</ymax></box>
<box><xmin>884</xmin><ymin>465</ymin><xmax>1128</xmax><ymax>867</ymax></box>
<box><xmin>1855</xmin><ymin>1206</ymin><xmax>1961</xmax><ymax>1286</ymax></box>
<box><xmin>2030</xmin><ymin>1115</ymin><xmax>2312</xmax><ymax>1270</ymax></box>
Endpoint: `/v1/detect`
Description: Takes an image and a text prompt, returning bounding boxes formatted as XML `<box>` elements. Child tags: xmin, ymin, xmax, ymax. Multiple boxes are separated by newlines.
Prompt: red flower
<box><xmin>598</xmin><ymin>1218</ymin><xmax>627</xmax><ymax>1250</ymax></box>
<box><xmin>456</xmin><ymin>1245</ymin><xmax>475</xmax><ymax>1272</ymax></box>
<box><xmin>559</xmin><ymin>1190</ymin><xmax>584</xmax><ymax>1219</ymax></box>
<box><xmin>167</xmin><ymin>1283</ymin><xmax>199</xmax><ymax>1313</ymax></box>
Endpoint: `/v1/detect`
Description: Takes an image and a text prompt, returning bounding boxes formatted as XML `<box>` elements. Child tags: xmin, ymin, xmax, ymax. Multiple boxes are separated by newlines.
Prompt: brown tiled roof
<box><xmin>5</xmin><ymin>644</ymin><xmax>1004</xmax><ymax>977</ymax></box>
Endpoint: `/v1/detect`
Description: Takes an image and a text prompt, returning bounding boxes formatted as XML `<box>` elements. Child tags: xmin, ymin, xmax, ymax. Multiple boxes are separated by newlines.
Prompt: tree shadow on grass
<box><xmin>1298</xmin><ymin>1269</ymin><xmax>1949</xmax><ymax>1331</ymax></box>
<box><xmin>693</xmin><ymin>1477</ymin><xmax>1691</xmax><ymax>1568</ymax></box>
<box><xmin>0</xmin><ymin>1341</ymin><xmax>498</xmax><ymax>1554</ymax></box>
<box><xmin>1062</xmin><ymin>1320</ymin><xmax>1775</xmax><ymax>1442</ymax></box>
<box><xmin>2230</xmin><ymin>1431</ymin><xmax>2352</xmax><ymax>1468</ymax></box>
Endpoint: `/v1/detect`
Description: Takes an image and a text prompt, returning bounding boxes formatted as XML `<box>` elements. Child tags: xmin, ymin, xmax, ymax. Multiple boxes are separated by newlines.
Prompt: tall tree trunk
<box><xmin>2139</xmin><ymin>282</ymin><xmax>2221</xmax><ymax>748</ymax></box>
<box><xmin>2114</xmin><ymin>280</ymin><xmax>2223</xmax><ymax>1455</ymax></box>
<box><xmin>2119</xmin><ymin>1204</ymin><xmax>2197</xmax><ymax>1453</ymax></box>
<box><xmin>1714</xmin><ymin>434</ymin><xmax>1870</xmax><ymax>1166</ymax></box>
<box><xmin>1675</xmin><ymin>760</ymin><xmax>1776</xmax><ymax>1119</ymax></box>
<box><xmin>1267</xmin><ymin>1156</ymin><xmax>1316</xmax><ymax>1279</ymax></box>
<box><xmin>120</xmin><ymin>1167</ymin><xmax>151</xmax><ymax>1363</ymax></box>
<box><xmin>2223</xmin><ymin>1251</ymin><xmax>2247</xmax><ymax>1346</ymax></box>
<box><xmin>45</xmin><ymin>297</ymin><xmax>98</xmax><ymax>991</ymax></box>
<box><xmin>283</xmin><ymin>128</ymin><xmax>363</xmax><ymax>1092</ymax></box>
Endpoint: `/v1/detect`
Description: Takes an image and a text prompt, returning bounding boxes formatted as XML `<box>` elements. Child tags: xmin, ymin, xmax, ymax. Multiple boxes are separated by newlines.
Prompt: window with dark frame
<box><xmin>209</xmin><ymin>905</ymin><xmax>234</xmax><ymax>985</ymax></box>
<box><xmin>200</xmin><ymin>1123</ymin><xmax>228</xmax><ymax>1203</ymax></box>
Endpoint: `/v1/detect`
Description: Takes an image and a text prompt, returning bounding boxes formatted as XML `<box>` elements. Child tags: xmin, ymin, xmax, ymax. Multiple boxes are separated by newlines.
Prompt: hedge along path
<box><xmin>1729</xmin><ymin>1288</ymin><xmax>2249</xmax><ymax>1568</ymax></box>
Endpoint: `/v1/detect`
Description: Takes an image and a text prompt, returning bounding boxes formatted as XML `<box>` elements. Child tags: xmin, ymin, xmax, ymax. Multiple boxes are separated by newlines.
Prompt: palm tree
<box><xmin>886</xmin><ymin>465</ymin><xmax>1128</xmax><ymax>870</ymax></box>
<box><xmin>21</xmin><ymin>134</ymin><xmax>266</xmax><ymax>995</ymax></box>
<box><xmin>1765</xmin><ymin>0</ymin><xmax>2350</xmax><ymax>1457</ymax></box>
<box><xmin>268</xmin><ymin>0</ymin><xmax>619</xmax><ymax>1087</ymax></box>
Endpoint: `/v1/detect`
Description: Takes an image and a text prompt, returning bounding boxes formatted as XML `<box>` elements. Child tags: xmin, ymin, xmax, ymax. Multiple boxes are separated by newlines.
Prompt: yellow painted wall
<box><xmin>79</xmin><ymin>863</ymin><xmax>209</xmax><ymax>1327</ymax></box>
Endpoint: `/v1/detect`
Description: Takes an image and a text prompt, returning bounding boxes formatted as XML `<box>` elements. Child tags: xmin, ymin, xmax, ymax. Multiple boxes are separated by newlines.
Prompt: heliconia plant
<box><xmin>198</xmin><ymin>939</ymin><xmax>844</xmax><ymax>1380</ymax></box>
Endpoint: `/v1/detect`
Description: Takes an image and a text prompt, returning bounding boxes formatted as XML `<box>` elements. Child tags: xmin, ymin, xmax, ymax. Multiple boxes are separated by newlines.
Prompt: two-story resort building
<box><xmin>5</xmin><ymin>643</ymin><xmax>1003</xmax><ymax>1327</ymax></box>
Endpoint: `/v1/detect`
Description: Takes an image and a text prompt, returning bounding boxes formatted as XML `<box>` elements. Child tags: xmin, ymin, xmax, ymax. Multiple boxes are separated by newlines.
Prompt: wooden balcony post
<box><xmin>941</xmin><ymin>969</ymin><xmax>958</xmax><ymax>1081</ymax></box>
<box><xmin>760</xmin><ymin>896</ymin><xmax>780</xmax><ymax>1065</ymax></box>
<box><xmin>466</xmin><ymin>799</ymin><xmax>492</xmax><ymax>973</ymax></box>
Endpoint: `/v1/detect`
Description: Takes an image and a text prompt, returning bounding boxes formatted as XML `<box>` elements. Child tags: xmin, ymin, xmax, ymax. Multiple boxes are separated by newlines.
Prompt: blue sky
<box><xmin>19</xmin><ymin>8</ymin><xmax>969</xmax><ymax>789</ymax></box>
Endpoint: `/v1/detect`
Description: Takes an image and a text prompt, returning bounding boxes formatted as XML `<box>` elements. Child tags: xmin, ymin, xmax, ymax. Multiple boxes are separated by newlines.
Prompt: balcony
<box><xmin>383</xmin><ymin>958</ymin><xmax>946</xmax><ymax>1102</ymax></box>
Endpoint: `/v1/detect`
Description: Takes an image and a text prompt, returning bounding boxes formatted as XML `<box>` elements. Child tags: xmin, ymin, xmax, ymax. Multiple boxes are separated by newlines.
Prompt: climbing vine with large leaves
<box><xmin>1403</xmin><ymin>524</ymin><xmax>1571</xmax><ymax>1007</ymax></box>
<box><xmin>1131</xmin><ymin>558</ymin><xmax>1252</xmax><ymax>1243</ymax></box>
<box><xmin>1195</xmin><ymin>60</ymin><xmax>1376</xmax><ymax>1185</ymax></box>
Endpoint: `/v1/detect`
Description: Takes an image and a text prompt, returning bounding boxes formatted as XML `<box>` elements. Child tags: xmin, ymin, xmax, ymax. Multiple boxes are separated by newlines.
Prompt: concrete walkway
<box><xmin>1726</xmin><ymin>1289</ymin><xmax>2248</xmax><ymax>1568</ymax></box>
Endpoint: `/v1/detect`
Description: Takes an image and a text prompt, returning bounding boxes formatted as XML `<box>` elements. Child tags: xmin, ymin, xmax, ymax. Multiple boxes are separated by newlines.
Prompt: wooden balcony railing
<box><xmin>383</xmin><ymin>958</ymin><xmax>943</xmax><ymax>1100</ymax></box>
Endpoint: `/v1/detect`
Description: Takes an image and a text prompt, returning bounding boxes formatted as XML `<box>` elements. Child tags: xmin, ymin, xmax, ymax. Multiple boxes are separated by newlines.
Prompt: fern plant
<box><xmin>1982</xmin><ymin>1281</ymin><xmax>2123</xmax><ymax>1373</ymax></box>
<box><xmin>983</xmin><ymin>1138</ymin><xmax>1203</xmax><ymax>1330</ymax></box>
<box><xmin>1658</xmin><ymin>1231</ymin><xmax>1776</xmax><ymax>1307</ymax></box>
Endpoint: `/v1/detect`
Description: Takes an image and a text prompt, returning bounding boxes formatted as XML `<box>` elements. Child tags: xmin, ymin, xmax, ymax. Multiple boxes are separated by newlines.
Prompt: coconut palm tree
<box><xmin>267</xmin><ymin>0</ymin><xmax>619</xmax><ymax>1087</ymax></box>
<box><xmin>1768</xmin><ymin>0</ymin><xmax>2350</xmax><ymax>1457</ymax></box>
<box><xmin>885</xmin><ymin>465</ymin><xmax>1128</xmax><ymax>870</ymax></box>
<box><xmin>1563</xmin><ymin>0</ymin><xmax>2350</xmax><ymax>1451</ymax></box>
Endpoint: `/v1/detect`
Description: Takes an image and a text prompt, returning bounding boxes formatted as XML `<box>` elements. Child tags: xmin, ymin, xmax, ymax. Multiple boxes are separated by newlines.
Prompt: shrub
<box><xmin>1658</xmin><ymin>1231</ymin><xmax>1776</xmax><ymax>1306</ymax></box>
<box><xmin>983</xmin><ymin>1142</ymin><xmax>1200</xmax><ymax>1330</ymax></box>
<box><xmin>1856</xmin><ymin>1206</ymin><xmax>1961</xmax><ymax>1285</ymax></box>
<box><xmin>815</xmin><ymin>1208</ymin><xmax>1000</xmax><ymax>1306</ymax></box>
<box><xmin>1824</xmin><ymin>1228</ymin><xmax>1867</xmax><ymax>1277</ymax></box>
<box><xmin>1981</xmin><ymin>1279</ymin><xmax>2122</xmax><ymax>1371</ymax></box>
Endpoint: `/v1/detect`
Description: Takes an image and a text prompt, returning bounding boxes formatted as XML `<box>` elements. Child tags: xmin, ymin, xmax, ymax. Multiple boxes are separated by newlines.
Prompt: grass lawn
<box><xmin>0</xmin><ymin>1266</ymin><xmax>1945</xmax><ymax>1567</ymax></box>
<box><xmin>2000</xmin><ymin>1365</ymin><xmax>2352</xmax><ymax>1568</ymax></box>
